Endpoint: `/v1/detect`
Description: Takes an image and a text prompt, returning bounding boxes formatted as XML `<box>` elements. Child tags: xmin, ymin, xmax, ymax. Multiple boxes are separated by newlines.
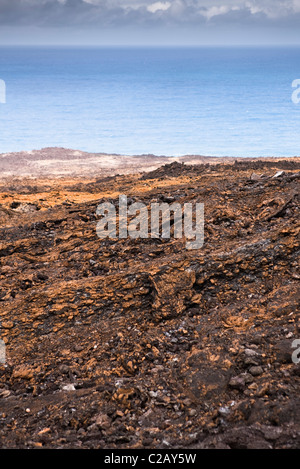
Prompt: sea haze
<box><xmin>0</xmin><ymin>46</ymin><xmax>299</xmax><ymax>157</ymax></box>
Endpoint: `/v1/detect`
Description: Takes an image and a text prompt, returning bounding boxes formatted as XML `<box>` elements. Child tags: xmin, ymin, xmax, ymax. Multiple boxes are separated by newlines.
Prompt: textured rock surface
<box><xmin>0</xmin><ymin>157</ymin><xmax>299</xmax><ymax>448</ymax></box>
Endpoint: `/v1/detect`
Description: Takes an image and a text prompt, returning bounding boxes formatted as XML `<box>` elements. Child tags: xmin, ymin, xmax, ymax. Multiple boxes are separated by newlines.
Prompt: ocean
<box><xmin>0</xmin><ymin>46</ymin><xmax>300</xmax><ymax>157</ymax></box>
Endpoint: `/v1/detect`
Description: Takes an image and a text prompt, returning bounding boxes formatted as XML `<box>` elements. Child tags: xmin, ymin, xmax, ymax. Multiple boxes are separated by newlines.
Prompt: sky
<box><xmin>0</xmin><ymin>0</ymin><xmax>300</xmax><ymax>45</ymax></box>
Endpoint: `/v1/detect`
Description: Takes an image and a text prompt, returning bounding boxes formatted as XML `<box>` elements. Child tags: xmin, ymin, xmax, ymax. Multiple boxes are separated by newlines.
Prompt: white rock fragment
<box><xmin>62</xmin><ymin>384</ymin><xmax>76</xmax><ymax>392</ymax></box>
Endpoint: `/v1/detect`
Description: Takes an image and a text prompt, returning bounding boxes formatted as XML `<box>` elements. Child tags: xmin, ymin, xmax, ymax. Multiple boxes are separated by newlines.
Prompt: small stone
<box><xmin>250</xmin><ymin>173</ymin><xmax>262</xmax><ymax>181</ymax></box>
<box><xmin>218</xmin><ymin>406</ymin><xmax>231</xmax><ymax>417</ymax></box>
<box><xmin>244</xmin><ymin>348</ymin><xmax>259</xmax><ymax>357</ymax></box>
<box><xmin>38</xmin><ymin>428</ymin><xmax>51</xmax><ymax>436</ymax></box>
<box><xmin>228</xmin><ymin>373</ymin><xmax>253</xmax><ymax>390</ymax></box>
<box><xmin>248</xmin><ymin>382</ymin><xmax>258</xmax><ymax>390</ymax></box>
<box><xmin>62</xmin><ymin>384</ymin><xmax>76</xmax><ymax>392</ymax></box>
<box><xmin>94</xmin><ymin>413</ymin><xmax>111</xmax><ymax>429</ymax></box>
<box><xmin>12</xmin><ymin>366</ymin><xmax>34</xmax><ymax>380</ymax></box>
<box><xmin>59</xmin><ymin>364</ymin><xmax>70</xmax><ymax>374</ymax></box>
<box><xmin>255</xmin><ymin>383</ymin><xmax>270</xmax><ymax>397</ymax></box>
<box><xmin>0</xmin><ymin>389</ymin><xmax>10</xmax><ymax>398</ymax></box>
<box><xmin>182</xmin><ymin>398</ymin><xmax>193</xmax><ymax>406</ymax></box>
<box><xmin>229</xmin><ymin>375</ymin><xmax>246</xmax><ymax>391</ymax></box>
<box><xmin>261</xmin><ymin>426</ymin><xmax>283</xmax><ymax>441</ymax></box>
<box><xmin>1</xmin><ymin>321</ymin><xmax>14</xmax><ymax>329</ymax></box>
<box><xmin>244</xmin><ymin>373</ymin><xmax>254</xmax><ymax>384</ymax></box>
<box><xmin>249</xmin><ymin>366</ymin><xmax>263</xmax><ymax>376</ymax></box>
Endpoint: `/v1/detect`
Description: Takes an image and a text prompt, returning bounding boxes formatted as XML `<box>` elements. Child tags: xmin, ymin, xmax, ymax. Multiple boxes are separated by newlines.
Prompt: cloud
<box><xmin>1</xmin><ymin>0</ymin><xmax>300</xmax><ymax>44</ymax></box>
<box><xmin>147</xmin><ymin>2</ymin><xmax>171</xmax><ymax>14</ymax></box>
<box><xmin>0</xmin><ymin>0</ymin><xmax>296</xmax><ymax>26</ymax></box>
<box><xmin>202</xmin><ymin>5</ymin><xmax>237</xmax><ymax>20</ymax></box>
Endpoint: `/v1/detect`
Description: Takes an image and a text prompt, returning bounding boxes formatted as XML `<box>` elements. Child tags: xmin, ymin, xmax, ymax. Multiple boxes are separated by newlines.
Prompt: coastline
<box><xmin>1</xmin><ymin>147</ymin><xmax>299</xmax><ymax>179</ymax></box>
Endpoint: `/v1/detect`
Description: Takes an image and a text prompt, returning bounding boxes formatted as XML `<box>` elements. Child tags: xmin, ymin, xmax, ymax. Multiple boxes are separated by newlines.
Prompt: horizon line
<box><xmin>1</xmin><ymin>43</ymin><xmax>300</xmax><ymax>48</ymax></box>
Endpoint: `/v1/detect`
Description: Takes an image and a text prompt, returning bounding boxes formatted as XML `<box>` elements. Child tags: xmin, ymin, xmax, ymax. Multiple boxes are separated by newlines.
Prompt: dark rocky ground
<box><xmin>0</xmin><ymin>159</ymin><xmax>299</xmax><ymax>449</ymax></box>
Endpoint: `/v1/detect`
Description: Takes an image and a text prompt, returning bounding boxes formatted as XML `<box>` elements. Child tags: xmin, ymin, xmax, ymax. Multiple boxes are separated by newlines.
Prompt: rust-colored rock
<box><xmin>0</xmin><ymin>155</ymin><xmax>299</xmax><ymax>449</ymax></box>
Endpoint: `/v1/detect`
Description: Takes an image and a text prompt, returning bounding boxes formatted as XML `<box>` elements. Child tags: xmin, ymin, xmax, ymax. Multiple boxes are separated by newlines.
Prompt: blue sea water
<box><xmin>0</xmin><ymin>46</ymin><xmax>300</xmax><ymax>157</ymax></box>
